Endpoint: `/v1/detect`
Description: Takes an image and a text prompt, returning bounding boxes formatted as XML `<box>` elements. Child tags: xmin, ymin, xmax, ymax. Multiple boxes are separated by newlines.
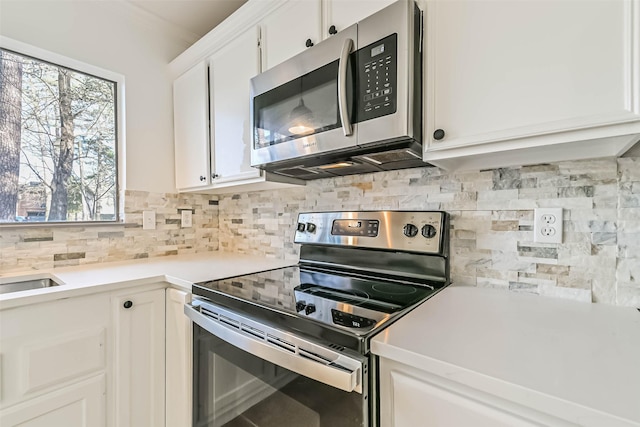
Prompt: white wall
<box><xmin>0</xmin><ymin>0</ymin><xmax>193</xmax><ymax>193</ymax></box>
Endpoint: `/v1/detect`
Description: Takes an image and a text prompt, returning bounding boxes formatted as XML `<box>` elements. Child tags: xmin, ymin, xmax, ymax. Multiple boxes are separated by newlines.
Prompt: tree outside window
<box><xmin>0</xmin><ymin>47</ymin><xmax>118</xmax><ymax>223</ymax></box>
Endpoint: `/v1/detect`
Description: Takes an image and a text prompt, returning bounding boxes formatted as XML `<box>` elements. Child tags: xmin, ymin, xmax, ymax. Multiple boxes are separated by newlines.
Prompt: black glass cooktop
<box><xmin>194</xmin><ymin>265</ymin><xmax>435</xmax><ymax>316</ymax></box>
<box><xmin>297</xmin><ymin>268</ymin><xmax>434</xmax><ymax>312</ymax></box>
<box><xmin>192</xmin><ymin>264</ymin><xmax>441</xmax><ymax>354</ymax></box>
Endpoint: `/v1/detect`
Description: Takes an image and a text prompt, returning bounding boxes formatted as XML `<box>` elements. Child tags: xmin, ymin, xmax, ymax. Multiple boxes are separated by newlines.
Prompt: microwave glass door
<box><xmin>253</xmin><ymin>60</ymin><xmax>352</xmax><ymax>149</ymax></box>
<box><xmin>193</xmin><ymin>324</ymin><xmax>366</xmax><ymax>427</ymax></box>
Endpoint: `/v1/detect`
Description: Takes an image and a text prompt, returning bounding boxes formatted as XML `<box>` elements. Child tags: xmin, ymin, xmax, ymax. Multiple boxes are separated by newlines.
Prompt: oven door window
<box><xmin>253</xmin><ymin>60</ymin><xmax>354</xmax><ymax>149</ymax></box>
<box><xmin>194</xmin><ymin>324</ymin><xmax>365</xmax><ymax>427</ymax></box>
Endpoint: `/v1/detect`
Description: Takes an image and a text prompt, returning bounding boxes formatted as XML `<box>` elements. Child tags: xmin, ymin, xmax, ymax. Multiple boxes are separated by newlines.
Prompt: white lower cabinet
<box><xmin>0</xmin><ymin>293</ymin><xmax>110</xmax><ymax>426</ymax></box>
<box><xmin>111</xmin><ymin>286</ymin><xmax>166</xmax><ymax>427</ymax></box>
<box><xmin>0</xmin><ymin>284</ymin><xmax>193</xmax><ymax>427</ymax></box>
<box><xmin>379</xmin><ymin>359</ymin><xmax>575</xmax><ymax>427</ymax></box>
<box><xmin>0</xmin><ymin>375</ymin><xmax>106</xmax><ymax>427</ymax></box>
<box><xmin>165</xmin><ymin>288</ymin><xmax>192</xmax><ymax>427</ymax></box>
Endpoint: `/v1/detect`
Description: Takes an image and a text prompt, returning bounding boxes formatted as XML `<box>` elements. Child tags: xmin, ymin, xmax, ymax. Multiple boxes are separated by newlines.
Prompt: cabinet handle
<box><xmin>433</xmin><ymin>129</ymin><xmax>446</xmax><ymax>140</ymax></box>
<box><xmin>123</xmin><ymin>300</ymin><xmax>133</xmax><ymax>309</ymax></box>
<box><xmin>199</xmin><ymin>175</ymin><xmax>206</xmax><ymax>182</ymax></box>
<box><xmin>328</xmin><ymin>25</ymin><xmax>337</xmax><ymax>35</ymax></box>
<box><xmin>212</xmin><ymin>173</ymin><xmax>219</xmax><ymax>179</ymax></box>
<box><xmin>305</xmin><ymin>39</ymin><xmax>314</xmax><ymax>48</ymax></box>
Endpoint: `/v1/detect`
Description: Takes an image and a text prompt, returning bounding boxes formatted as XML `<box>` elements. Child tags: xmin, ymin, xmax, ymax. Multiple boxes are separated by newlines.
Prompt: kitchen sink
<box><xmin>0</xmin><ymin>277</ymin><xmax>62</xmax><ymax>294</ymax></box>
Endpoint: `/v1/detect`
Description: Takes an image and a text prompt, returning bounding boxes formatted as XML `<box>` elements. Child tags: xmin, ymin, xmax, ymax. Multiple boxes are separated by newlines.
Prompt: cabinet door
<box><xmin>0</xmin><ymin>375</ymin><xmax>105</xmax><ymax>427</ymax></box>
<box><xmin>425</xmin><ymin>0</ymin><xmax>640</xmax><ymax>152</ymax></box>
<box><xmin>261</xmin><ymin>0</ymin><xmax>322</xmax><ymax>70</ymax></box>
<box><xmin>112</xmin><ymin>288</ymin><xmax>166</xmax><ymax>427</ymax></box>
<box><xmin>379</xmin><ymin>359</ymin><xmax>563</xmax><ymax>427</ymax></box>
<box><xmin>173</xmin><ymin>62</ymin><xmax>210</xmax><ymax>189</ymax></box>
<box><xmin>323</xmin><ymin>0</ymin><xmax>395</xmax><ymax>36</ymax></box>
<box><xmin>0</xmin><ymin>293</ymin><xmax>109</xmax><ymax>409</ymax></box>
<box><xmin>210</xmin><ymin>26</ymin><xmax>262</xmax><ymax>184</ymax></box>
<box><xmin>165</xmin><ymin>288</ymin><xmax>192</xmax><ymax>427</ymax></box>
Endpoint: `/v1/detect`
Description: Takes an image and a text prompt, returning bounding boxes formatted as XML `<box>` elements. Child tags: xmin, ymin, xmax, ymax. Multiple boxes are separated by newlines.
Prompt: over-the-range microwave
<box><xmin>250</xmin><ymin>0</ymin><xmax>427</xmax><ymax>180</ymax></box>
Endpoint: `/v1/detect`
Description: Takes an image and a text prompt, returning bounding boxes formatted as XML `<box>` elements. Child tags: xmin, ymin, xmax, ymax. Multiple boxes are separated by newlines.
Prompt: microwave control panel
<box><xmin>355</xmin><ymin>33</ymin><xmax>398</xmax><ymax>123</ymax></box>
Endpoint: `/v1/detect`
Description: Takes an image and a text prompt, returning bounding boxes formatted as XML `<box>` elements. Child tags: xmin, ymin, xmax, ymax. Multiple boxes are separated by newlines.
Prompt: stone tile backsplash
<box><xmin>1</xmin><ymin>158</ymin><xmax>638</xmax><ymax>307</ymax></box>
<box><xmin>217</xmin><ymin>157</ymin><xmax>640</xmax><ymax>307</ymax></box>
<box><xmin>0</xmin><ymin>190</ymin><xmax>219</xmax><ymax>273</ymax></box>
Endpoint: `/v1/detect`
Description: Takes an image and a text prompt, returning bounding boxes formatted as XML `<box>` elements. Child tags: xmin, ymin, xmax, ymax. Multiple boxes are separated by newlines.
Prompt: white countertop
<box><xmin>371</xmin><ymin>285</ymin><xmax>640</xmax><ymax>425</ymax></box>
<box><xmin>0</xmin><ymin>252</ymin><xmax>297</xmax><ymax>310</ymax></box>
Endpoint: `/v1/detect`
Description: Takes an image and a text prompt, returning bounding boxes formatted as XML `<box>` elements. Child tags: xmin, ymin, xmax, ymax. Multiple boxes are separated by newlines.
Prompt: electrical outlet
<box><xmin>181</xmin><ymin>210</ymin><xmax>193</xmax><ymax>228</ymax></box>
<box><xmin>534</xmin><ymin>208</ymin><xmax>563</xmax><ymax>243</ymax></box>
<box><xmin>142</xmin><ymin>210</ymin><xmax>156</xmax><ymax>230</ymax></box>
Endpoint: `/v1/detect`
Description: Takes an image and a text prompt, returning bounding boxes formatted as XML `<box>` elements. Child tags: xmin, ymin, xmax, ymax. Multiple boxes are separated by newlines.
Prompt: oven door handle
<box><xmin>184</xmin><ymin>302</ymin><xmax>363</xmax><ymax>393</ymax></box>
<box><xmin>338</xmin><ymin>38</ymin><xmax>354</xmax><ymax>137</ymax></box>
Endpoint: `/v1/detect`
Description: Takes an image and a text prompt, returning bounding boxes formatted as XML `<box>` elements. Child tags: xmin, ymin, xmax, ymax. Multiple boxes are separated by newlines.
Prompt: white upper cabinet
<box><xmin>424</xmin><ymin>0</ymin><xmax>640</xmax><ymax>170</ymax></box>
<box><xmin>260</xmin><ymin>0</ymin><xmax>394</xmax><ymax>71</ymax></box>
<box><xmin>173</xmin><ymin>62</ymin><xmax>210</xmax><ymax>190</ymax></box>
<box><xmin>323</xmin><ymin>0</ymin><xmax>396</xmax><ymax>35</ymax></box>
<box><xmin>260</xmin><ymin>0</ymin><xmax>322</xmax><ymax>70</ymax></box>
<box><xmin>209</xmin><ymin>26</ymin><xmax>261</xmax><ymax>184</ymax></box>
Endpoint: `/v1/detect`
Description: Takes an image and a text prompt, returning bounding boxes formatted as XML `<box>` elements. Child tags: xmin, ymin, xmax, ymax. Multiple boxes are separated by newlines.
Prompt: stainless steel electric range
<box><xmin>185</xmin><ymin>211</ymin><xmax>449</xmax><ymax>427</ymax></box>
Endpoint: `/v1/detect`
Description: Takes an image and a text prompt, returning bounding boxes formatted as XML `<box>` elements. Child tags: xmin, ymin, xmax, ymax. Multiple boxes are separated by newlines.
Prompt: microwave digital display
<box><xmin>371</xmin><ymin>44</ymin><xmax>385</xmax><ymax>57</ymax></box>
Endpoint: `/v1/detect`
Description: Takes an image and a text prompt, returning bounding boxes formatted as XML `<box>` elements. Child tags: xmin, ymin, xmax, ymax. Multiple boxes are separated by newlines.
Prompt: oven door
<box><xmin>185</xmin><ymin>299</ymin><xmax>368</xmax><ymax>427</ymax></box>
<box><xmin>251</xmin><ymin>25</ymin><xmax>358</xmax><ymax>168</ymax></box>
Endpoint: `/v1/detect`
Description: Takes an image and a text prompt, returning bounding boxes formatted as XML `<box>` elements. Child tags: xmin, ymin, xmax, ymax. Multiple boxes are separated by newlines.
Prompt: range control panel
<box><xmin>354</xmin><ymin>33</ymin><xmax>398</xmax><ymax>123</ymax></box>
<box><xmin>294</xmin><ymin>211</ymin><xmax>448</xmax><ymax>256</ymax></box>
<box><xmin>331</xmin><ymin>219</ymin><xmax>379</xmax><ymax>237</ymax></box>
<box><xmin>331</xmin><ymin>309</ymin><xmax>376</xmax><ymax>329</ymax></box>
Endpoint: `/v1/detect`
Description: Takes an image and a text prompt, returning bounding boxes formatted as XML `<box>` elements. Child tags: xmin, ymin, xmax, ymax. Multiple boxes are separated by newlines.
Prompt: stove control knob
<box><xmin>296</xmin><ymin>301</ymin><xmax>306</xmax><ymax>312</ymax></box>
<box><xmin>306</xmin><ymin>222</ymin><xmax>316</xmax><ymax>233</ymax></box>
<box><xmin>421</xmin><ymin>224</ymin><xmax>437</xmax><ymax>238</ymax></box>
<box><xmin>403</xmin><ymin>223</ymin><xmax>418</xmax><ymax>238</ymax></box>
<box><xmin>305</xmin><ymin>304</ymin><xmax>316</xmax><ymax>315</ymax></box>
<box><xmin>297</xmin><ymin>222</ymin><xmax>306</xmax><ymax>232</ymax></box>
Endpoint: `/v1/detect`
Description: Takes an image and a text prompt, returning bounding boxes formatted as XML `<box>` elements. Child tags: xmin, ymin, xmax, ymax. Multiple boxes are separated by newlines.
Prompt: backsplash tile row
<box><xmin>0</xmin><ymin>190</ymin><xmax>219</xmax><ymax>273</ymax></box>
<box><xmin>2</xmin><ymin>157</ymin><xmax>638</xmax><ymax>307</ymax></box>
<box><xmin>217</xmin><ymin>157</ymin><xmax>640</xmax><ymax>307</ymax></box>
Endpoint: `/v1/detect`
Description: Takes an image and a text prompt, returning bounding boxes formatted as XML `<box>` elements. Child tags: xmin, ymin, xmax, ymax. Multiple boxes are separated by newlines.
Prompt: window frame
<box><xmin>0</xmin><ymin>36</ymin><xmax>126</xmax><ymax>227</ymax></box>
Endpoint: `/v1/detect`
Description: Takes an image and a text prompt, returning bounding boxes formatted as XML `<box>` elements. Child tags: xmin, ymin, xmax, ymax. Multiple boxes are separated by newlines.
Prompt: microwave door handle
<box><xmin>338</xmin><ymin>38</ymin><xmax>354</xmax><ymax>137</ymax></box>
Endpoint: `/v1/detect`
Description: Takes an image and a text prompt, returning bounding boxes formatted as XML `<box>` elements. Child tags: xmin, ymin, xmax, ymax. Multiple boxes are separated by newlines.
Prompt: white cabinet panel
<box><xmin>210</xmin><ymin>26</ymin><xmax>262</xmax><ymax>184</ymax></box>
<box><xmin>424</xmin><ymin>0</ymin><xmax>640</xmax><ymax>169</ymax></box>
<box><xmin>261</xmin><ymin>0</ymin><xmax>322</xmax><ymax>70</ymax></box>
<box><xmin>174</xmin><ymin>62</ymin><xmax>210</xmax><ymax>189</ymax></box>
<box><xmin>166</xmin><ymin>288</ymin><xmax>192</xmax><ymax>427</ymax></box>
<box><xmin>387</xmin><ymin>370</ymin><xmax>538</xmax><ymax>427</ymax></box>
<box><xmin>379</xmin><ymin>359</ymin><xmax>573</xmax><ymax>427</ymax></box>
<box><xmin>323</xmin><ymin>0</ymin><xmax>395</xmax><ymax>35</ymax></box>
<box><xmin>112</xmin><ymin>288</ymin><xmax>166</xmax><ymax>427</ymax></box>
<box><xmin>24</xmin><ymin>329</ymin><xmax>105</xmax><ymax>394</ymax></box>
<box><xmin>0</xmin><ymin>375</ymin><xmax>105</xmax><ymax>427</ymax></box>
<box><xmin>0</xmin><ymin>293</ymin><xmax>109</xmax><ymax>408</ymax></box>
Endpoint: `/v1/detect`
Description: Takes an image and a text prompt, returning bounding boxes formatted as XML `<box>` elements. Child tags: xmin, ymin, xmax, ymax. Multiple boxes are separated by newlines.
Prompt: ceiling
<box><xmin>126</xmin><ymin>0</ymin><xmax>248</xmax><ymax>39</ymax></box>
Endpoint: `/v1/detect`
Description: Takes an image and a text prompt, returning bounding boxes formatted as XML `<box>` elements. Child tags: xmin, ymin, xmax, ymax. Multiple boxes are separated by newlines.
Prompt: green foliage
<box><xmin>1</xmin><ymin>48</ymin><xmax>118</xmax><ymax>222</ymax></box>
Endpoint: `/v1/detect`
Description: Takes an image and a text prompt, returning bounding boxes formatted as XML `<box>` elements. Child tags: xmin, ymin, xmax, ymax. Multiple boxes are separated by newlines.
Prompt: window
<box><xmin>0</xmin><ymin>42</ymin><xmax>122</xmax><ymax>224</ymax></box>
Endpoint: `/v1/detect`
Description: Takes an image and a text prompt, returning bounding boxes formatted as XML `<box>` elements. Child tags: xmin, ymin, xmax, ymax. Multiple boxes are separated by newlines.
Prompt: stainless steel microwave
<box><xmin>250</xmin><ymin>0</ymin><xmax>426</xmax><ymax>180</ymax></box>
